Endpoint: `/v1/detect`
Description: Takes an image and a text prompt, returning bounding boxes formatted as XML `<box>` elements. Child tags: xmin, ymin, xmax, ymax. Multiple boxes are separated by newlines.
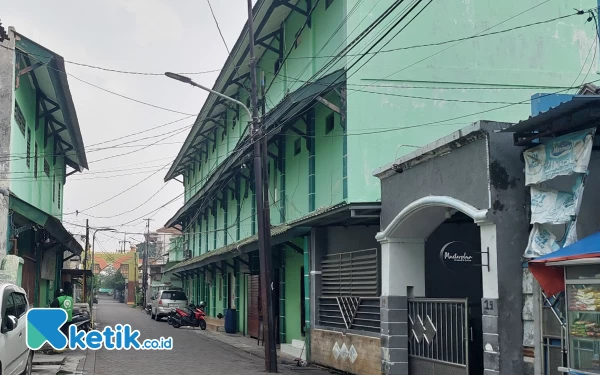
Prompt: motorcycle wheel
<box><xmin>199</xmin><ymin>320</ymin><xmax>207</xmax><ymax>330</ymax></box>
<box><xmin>172</xmin><ymin>321</ymin><xmax>181</xmax><ymax>328</ymax></box>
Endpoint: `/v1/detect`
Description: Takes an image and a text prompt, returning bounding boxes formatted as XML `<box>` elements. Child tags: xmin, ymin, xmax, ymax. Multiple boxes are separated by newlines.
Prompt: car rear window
<box><xmin>161</xmin><ymin>291</ymin><xmax>186</xmax><ymax>300</ymax></box>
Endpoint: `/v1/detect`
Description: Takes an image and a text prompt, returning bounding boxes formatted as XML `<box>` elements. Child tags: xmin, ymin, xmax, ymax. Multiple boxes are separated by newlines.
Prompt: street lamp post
<box><xmin>91</xmin><ymin>227</ymin><xmax>115</xmax><ymax>326</ymax></box>
<box><xmin>166</xmin><ymin>38</ymin><xmax>278</xmax><ymax>370</ymax></box>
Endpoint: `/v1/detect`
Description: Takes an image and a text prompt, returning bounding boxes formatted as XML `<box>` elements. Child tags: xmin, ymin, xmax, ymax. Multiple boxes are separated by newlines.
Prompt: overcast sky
<box><xmin>3</xmin><ymin>0</ymin><xmax>251</xmax><ymax>251</ymax></box>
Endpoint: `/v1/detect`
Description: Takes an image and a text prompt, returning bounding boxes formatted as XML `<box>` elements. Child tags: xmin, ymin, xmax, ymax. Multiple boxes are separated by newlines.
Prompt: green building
<box><xmin>163</xmin><ymin>1</ymin><xmax>597</xmax><ymax>373</ymax></box>
<box><xmin>0</xmin><ymin>28</ymin><xmax>87</xmax><ymax>307</ymax></box>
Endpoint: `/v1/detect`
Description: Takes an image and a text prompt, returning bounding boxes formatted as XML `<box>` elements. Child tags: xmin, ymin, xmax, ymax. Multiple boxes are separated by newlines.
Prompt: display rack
<box><xmin>566</xmin><ymin>270</ymin><xmax>600</xmax><ymax>374</ymax></box>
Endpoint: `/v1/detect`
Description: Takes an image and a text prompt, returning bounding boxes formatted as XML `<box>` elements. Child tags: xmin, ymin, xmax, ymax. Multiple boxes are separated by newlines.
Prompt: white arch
<box><xmin>376</xmin><ymin>196</ymin><xmax>489</xmax><ymax>242</ymax></box>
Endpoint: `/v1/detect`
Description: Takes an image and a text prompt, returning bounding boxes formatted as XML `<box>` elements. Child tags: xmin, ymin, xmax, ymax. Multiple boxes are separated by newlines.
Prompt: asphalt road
<box><xmin>90</xmin><ymin>296</ymin><xmax>273</xmax><ymax>375</ymax></box>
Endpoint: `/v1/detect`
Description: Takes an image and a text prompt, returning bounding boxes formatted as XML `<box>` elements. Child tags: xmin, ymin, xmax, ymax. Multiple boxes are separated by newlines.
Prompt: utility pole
<box><xmin>83</xmin><ymin>219</ymin><xmax>89</xmax><ymax>302</ymax></box>
<box><xmin>143</xmin><ymin>219</ymin><xmax>153</xmax><ymax>307</ymax></box>
<box><xmin>247</xmin><ymin>0</ymin><xmax>277</xmax><ymax>371</ymax></box>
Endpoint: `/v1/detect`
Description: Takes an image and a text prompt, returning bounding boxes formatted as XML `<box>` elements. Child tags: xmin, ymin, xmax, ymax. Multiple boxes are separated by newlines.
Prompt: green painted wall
<box><xmin>10</xmin><ymin>70</ymin><xmax>66</xmax><ymax>218</ymax></box>
<box><xmin>345</xmin><ymin>0</ymin><xmax>598</xmax><ymax>202</ymax></box>
<box><xmin>285</xmin><ymin>246</ymin><xmax>304</xmax><ymax>343</ymax></box>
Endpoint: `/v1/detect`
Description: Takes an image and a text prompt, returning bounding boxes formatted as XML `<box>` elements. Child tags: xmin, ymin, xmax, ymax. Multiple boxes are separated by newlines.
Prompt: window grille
<box><xmin>44</xmin><ymin>159</ymin><xmax>50</xmax><ymax>177</ymax></box>
<box><xmin>15</xmin><ymin>101</ymin><xmax>26</xmax><ymax>135</ymax></box>
<box><xmin>34</xmin><ymin>143</ymin><xmax>38</xmax><ymax>179</ymax></box>
<box><xmin>317</xmin><ymin>248</ymin><xmax>380</xmax><ymax>333</ymax></box>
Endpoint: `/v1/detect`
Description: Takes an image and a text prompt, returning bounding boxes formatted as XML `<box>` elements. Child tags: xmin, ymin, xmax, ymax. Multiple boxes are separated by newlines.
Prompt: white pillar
<box><xmin>381</xmin><ymin>239</ymin><xmax>425</xmax><ymax>297</ymax></box>
<box><xmin>479</xmin><ymin>223</ymin><xmax>498</xmax><ymax>299</ymax></box>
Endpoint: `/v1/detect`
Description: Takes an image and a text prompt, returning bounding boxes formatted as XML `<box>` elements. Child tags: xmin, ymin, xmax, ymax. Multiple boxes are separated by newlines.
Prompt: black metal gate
<box><xmin>408</xmin><ymin>298</ymin><xmax>469</xmax><ymax>375</ymax></box>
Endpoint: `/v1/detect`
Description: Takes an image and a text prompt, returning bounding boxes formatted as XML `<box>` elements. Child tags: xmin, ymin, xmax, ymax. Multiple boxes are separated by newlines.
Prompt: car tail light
<box><xmin>158</xmin><ymin>299</ymin><xmax>162</xmax><ymax>305</ymax></box>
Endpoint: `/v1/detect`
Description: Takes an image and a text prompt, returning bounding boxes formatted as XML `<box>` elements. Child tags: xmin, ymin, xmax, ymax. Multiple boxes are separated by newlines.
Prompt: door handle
<box><xmin>470</xmin><ymin>327</ymin><xmax>473</xmax><ymax>341</ymax></box>
<box><xmin>19</xmin><ymin>332</ymin><xmax>22</xmax><ymax>337</ymax></box>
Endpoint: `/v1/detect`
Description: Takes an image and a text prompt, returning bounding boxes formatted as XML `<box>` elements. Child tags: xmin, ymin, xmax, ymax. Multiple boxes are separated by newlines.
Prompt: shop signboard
<box><xmin>439</xmin><ymin>241</ymin><xmax>489</xmax><ymax>270</ymax></box>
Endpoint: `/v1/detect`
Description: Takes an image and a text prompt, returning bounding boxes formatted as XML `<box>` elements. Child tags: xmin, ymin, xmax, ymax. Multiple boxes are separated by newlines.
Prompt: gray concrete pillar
<box><xmin>0</xmin><ymin>28</ymin><xmax>16</xmax><ymax>257</ymax></box>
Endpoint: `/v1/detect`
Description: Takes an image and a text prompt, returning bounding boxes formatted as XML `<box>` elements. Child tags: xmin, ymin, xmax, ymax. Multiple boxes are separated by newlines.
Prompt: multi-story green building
<box><xmin>163</xmin><ymin>1</ymin><xmax>597</xmax><ymax>373</ymax></box>
<box><xmin>0</xmin><ymin>28</ymin><xmax>87</xmax><ymax>307</ymax></box>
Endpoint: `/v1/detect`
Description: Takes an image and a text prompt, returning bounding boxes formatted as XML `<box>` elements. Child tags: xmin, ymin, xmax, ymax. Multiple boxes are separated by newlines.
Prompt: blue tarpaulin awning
<box><xmin>529</xmin><ymin>231</ymin><xmax>600</xmax><ymax>295</ymax></box>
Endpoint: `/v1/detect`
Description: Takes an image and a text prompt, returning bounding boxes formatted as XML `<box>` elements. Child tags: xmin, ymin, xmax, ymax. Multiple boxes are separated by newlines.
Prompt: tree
<box><xmin>104</xmin><ymin>270</ymin><xmax>126</xmax><ymax>291</ymax></box>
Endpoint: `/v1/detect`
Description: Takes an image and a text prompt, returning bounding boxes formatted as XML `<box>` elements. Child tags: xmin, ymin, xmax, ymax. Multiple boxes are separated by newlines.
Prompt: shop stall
<box><xmin>530</xmin><ymin>231</ymin><xmax>600</xmax><ymax>375</ymax></box>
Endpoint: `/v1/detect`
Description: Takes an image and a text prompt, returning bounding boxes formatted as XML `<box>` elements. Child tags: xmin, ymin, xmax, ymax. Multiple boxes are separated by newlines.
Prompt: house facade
<box><xmin>0</xmin><ymin>27</ymin><xmax>87</xmax><ymax>307</ymax></box>
<box><xmin>93</xmin><ymin>247</ymin><xmax>138</xmax><ymax>305</ymax></box>
<box><xmin>162</xmin><ymin>1</ymin><xmax>598</xmax><ymax>374</ymax></box>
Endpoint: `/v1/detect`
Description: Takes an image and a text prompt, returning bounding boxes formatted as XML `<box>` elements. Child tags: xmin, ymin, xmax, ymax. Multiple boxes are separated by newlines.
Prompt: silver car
<box><xmin>150</xmin><ymin>290</ymin><xmax>187</xmax><ymax>321</ymax></box>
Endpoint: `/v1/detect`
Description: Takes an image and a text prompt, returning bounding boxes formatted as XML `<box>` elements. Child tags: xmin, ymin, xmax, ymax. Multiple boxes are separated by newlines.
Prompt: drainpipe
<box><xmin>303</xmin><ymin>236</ymin><xmax>311</xmax><ymax>361</ymax></box>
<box><xmin>222</xmin><ymin>261</ymin><xmax>228</xmax><ymax>311</ymax></box>
<box><xmin>278</xmin><ymin>138</ymin><xmax>285</xmax><ymax>223</ymax></box>
<box><xmin>279</xmin><ymin>250</ymin><xmax>286</xmax><ymax>344</ymax></box>
<box><xmin>308</xmin><ymin>108</ymin><xmax>316</xmax><ymax>212</ymax></box>
<box><xmin>341</xmin><ymin>84</ymin><xmax>348</xmax><ymax>200</ymax></box>
<box><xmin>212</xmin><ymin>264</ymin><xmax>217</xmax><ymax>317</ymax></box>
<box><xmin>235</xmin><ymin>259</ymin><xmax>240</xmax><ymax>330</ymax></box>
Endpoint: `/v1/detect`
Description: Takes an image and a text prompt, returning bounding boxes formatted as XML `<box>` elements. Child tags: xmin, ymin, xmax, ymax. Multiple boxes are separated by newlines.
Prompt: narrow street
<box><xmin>89</xmin><ymin>296</ymin><xmax>286</xmax><ymax>375</ymax></box>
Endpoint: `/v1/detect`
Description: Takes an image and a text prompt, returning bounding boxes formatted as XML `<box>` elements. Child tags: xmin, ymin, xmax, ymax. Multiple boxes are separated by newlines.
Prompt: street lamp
<box><xmin>165</xmin><ymin>72</ymin><xmax>253</xmax><ymax>121</ymax></box>
<box><xmin>90</xmin><ymin>228</ymin><xmax>115</xmax><ymax>319</ymax></box>
<box><xmin>166</xmin><ymin>50</ymin><xmax>278</xmax><ymax>371</ymax></box>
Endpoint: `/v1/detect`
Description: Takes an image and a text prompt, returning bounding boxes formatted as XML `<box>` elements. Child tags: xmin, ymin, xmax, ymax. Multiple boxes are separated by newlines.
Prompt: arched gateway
<box><xmin>377</xmin><ymin>196</ymin><xmax>497</xmax><ymax>375</ymax></box>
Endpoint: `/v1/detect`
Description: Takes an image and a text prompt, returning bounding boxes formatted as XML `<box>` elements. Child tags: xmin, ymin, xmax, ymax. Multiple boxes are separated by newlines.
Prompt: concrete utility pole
<box><xmin>143</xmin><ymin>219</ymin><xmax>153</xmax><ymax>307</ymax></box>
<box><xmin>164</xmin><ymin>7</ymin><xmax>278</xmax><ymax>365</ymax></box>
<box><xmin>83</xmin><ymin>219</ymin><xmax>90</xmax><ymax>302</ymax></box>
<box><xmin>247</xmin><ymin>0</ymin><xmax>277</xmax><ymax>371</ymax></box>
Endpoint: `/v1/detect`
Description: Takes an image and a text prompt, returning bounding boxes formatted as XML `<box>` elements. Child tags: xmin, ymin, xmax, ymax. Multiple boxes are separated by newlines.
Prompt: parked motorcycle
<box><xmin>145</xmin><ymin>303</ymin><xmax>152</xmax><ymax>315</ymax></box>
<box><xmin>171</xmin><ymin>301</ymin><xmax>206</xmax><ymax>330</ymax></box>
<box><xmin>71</xmin><ymin>309</ymin><xmax>92</xmax><ymax>332</ymax></box>
<box><xmin>166</xmin><ymin>308</ymin><xmax>177</xmax><ymax>325</ymax></box>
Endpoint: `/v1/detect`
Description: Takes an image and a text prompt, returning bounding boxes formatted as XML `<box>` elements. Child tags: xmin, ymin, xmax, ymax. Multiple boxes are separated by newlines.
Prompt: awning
<box><xmin>166</xmin><ymin>224</ymin><xmax>311</xmax><ymax>274</ymax></box>
<box><xmin>9</xmin><ymin>193</ymin><xmax>83</xmax><ymax>255</ymax></box>
<box><xmin>529</xmin><ymin>231</ymin><xmax>600</xmax><ymax>295</ymax></box>
<box><xmin>501</xmin><ymin>96</ymin><xmax>600</xmax><ymax>146</ymax></box>
<box><xmin>61</xmin><ymin>269</ymin><xmax>92</xmax><ymax>278</ymax></box>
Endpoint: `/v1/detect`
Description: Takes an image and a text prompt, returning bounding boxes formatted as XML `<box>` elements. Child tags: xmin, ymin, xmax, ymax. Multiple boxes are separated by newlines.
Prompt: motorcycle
<box><xmin>145</xmin><ymin>303</ymin><xmax>152</xmax><ymax>315</ymax></box>
<box><xmin>71</xmin><ymin>308</ymin><xmax>92</xmax><ymax>332</ymax></box>
<box><xmin>166</xmin><ymin>308</ymin><xmax>176</xmax><ymax>325</ymax></box>
<box><xmin>171</xmin><ymin>301</ymin><xmax>206</xmax><ymax>330</ymax></box>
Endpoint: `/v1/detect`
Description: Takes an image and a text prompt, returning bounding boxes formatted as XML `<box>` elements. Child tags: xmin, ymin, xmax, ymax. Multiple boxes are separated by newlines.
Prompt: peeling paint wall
<box><xmin>0</xmin><ymin>29</ymin><xmax>15</xmax><ymax>257</ymax></box>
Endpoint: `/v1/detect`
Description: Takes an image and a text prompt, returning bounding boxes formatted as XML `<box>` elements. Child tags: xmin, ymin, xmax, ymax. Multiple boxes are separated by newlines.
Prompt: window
<box><xmin>294</xmin><ymin>138</ymin><xmax>302</xmax><ymax>156</ymax></box>
<box><xmin>160</xmin><ymin>291</ymin><xmax>187</xmax><ymax>301</ymax></box>
<box><xmin>15</xmin><ymin>101</ymin><xmax>26</xmax><ymax>135</ymax></box>
<box><xmin>3</xmin><ymin>293</ymin><xmax>16</xmax><ymax>318</ymax></box>
<box><xmin>93</xmin><ymin>264</ymin><xmax>100</xmax><ymax>274</ymax></box>
<box><xmin>34</xmin><ymin>143</ymin><xmax>38</xmax><ymax>179</ymax></box>
<box><xmin>53</xmin><ymin>175</ymin><xmax>56</xmax><ymax>202</ymax></box>
<box><xmin>326</xmin><ymin>0</ymin><xmax>334</xmax><ymax>9</ymax></box>
<box><xmin>26</xmin><ymin>128</ymin><xmax>31</xmax><ymax>168</ymax></box>
<box><xmin>13</xmin><ymin>293</ymin><xmax>28</xmax><ymax>317</ymax></box>
<box><xmin>325</xmin><ymin>113</ymin><xmax>335</xmax><ymax>134</ymax></box>
<box><xmin>44</xmin><ymin>159</ymin><xmax>50</xmax><ymax>177</ymax></box>
<box><xmin>120</xmin><ymin>264</ymin><xmax>129</xmax><ymax>275</ymax></box>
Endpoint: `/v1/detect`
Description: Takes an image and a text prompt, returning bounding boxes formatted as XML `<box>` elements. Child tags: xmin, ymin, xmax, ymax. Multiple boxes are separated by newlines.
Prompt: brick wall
<box><xmin>311</xmin><ymin>328</ymin><xmax>381</xmax><ymax>375</ymax></box>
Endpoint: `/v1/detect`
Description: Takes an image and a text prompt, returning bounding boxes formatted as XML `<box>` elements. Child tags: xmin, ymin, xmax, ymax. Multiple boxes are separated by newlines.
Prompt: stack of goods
<box><xmin>569</xmin><ymin>287</ymin><xmax>600</xmax><ymax>311</ymax></box>
<box><xmin>570</xmin><ymin>320</ymin><xmax>600</xmax><ymax>338</ymax></box>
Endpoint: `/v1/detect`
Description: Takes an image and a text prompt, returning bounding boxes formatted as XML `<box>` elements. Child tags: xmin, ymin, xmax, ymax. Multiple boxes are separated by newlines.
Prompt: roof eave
<box><xmin>164</xmin><ymin>0</ymin><xmax>271</xmax><ymax>182</ymax></box>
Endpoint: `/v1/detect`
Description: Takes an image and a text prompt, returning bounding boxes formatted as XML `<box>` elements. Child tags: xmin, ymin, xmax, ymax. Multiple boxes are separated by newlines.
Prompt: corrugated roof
<box><xmin>502</xmin><ymin>96</ymin><xmax>600</xmax><ymax>135</ymax></box>
<box><xmin>166</xmin><ymin>224</ymin><xmax>292</xmax><ymax>273</ymax></box>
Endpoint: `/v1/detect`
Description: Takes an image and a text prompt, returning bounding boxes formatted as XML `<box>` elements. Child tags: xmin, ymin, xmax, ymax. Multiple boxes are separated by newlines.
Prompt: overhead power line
<box><xmin>206</xmin><ymin>0</ymin><xmax>231</xmax><ymax>54</ymax></box>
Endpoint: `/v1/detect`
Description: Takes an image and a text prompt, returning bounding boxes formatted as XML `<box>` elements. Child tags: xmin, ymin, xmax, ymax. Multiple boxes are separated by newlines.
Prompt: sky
<box><xmin>3</xmin><ymin>0</ymin><xmax>252</xmax><ymax>251</ymax></box>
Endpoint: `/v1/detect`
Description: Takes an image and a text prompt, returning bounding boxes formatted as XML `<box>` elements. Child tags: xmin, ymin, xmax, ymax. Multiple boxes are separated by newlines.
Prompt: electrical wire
<box><xmin>206</xmin><ymin>0</ymin><xmax>230</xmax><ymax>54</ymax></box>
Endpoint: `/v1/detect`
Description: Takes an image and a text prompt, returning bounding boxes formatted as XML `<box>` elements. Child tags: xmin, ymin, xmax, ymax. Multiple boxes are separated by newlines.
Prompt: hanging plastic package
<box><xmin>523</xmin><ymin>128</ymin><xmax>595</xmax><ymax>185</ymax></box>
